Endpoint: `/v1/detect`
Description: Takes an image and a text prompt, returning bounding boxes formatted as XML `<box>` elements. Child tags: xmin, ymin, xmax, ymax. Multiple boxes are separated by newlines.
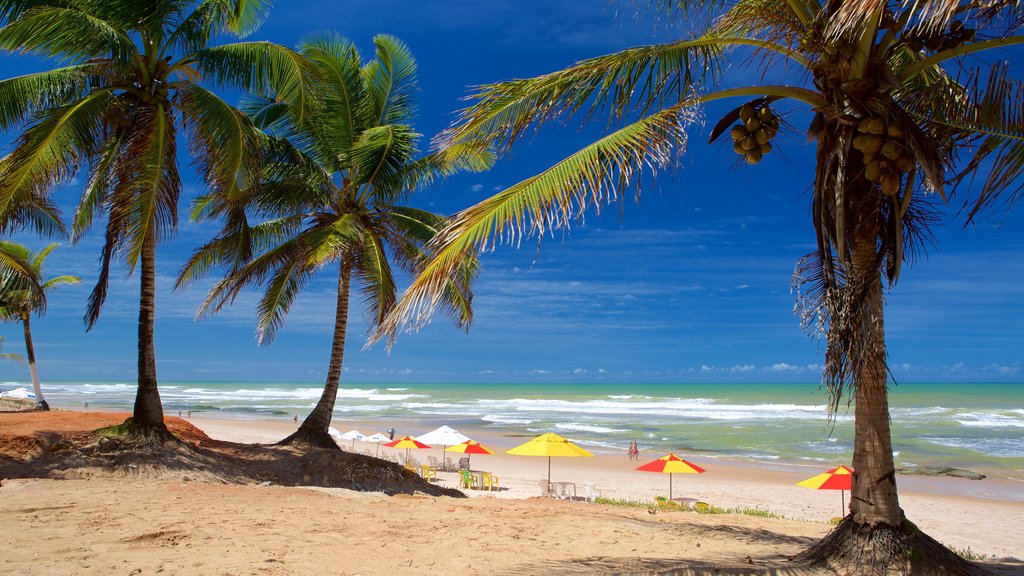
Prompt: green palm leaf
<box><xmin>191</xmin><ymin>41</ymin><xmax>319</xmax><ymax>124</ymax></box>
<box><xmin>0</xmin><ymin>5</ymin><xmax>137</xmax><ymax>63</ymax></box>
<box><xmin>362</xmin><ymin>34</ymin><xmax>417</xmax><ymax>126</ymax></box>
<box><xmin>439</xmin><ymin>36</ymin><xmax>727</xmax><ymax>153</ymax></box>
<box><xmin>0</xmin><ymin>89</ymin><xmax>112</xmax><ymax>216</ymax></box>
<box><xmin>374</xmin><ymin>103</ymin><xmax>693</xmax><ymax>340</ymax></box>
<box><xmin>0</xmin><ymin>64</ymin><xmax>98</xmax><ymax>131</ymax></box>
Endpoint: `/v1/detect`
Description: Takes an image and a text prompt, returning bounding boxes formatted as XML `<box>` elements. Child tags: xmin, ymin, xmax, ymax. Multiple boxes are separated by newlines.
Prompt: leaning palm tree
<box><xmin>0</xmin><ymin>241</ymin><xmax>80</xmax><ymax>410</ymax></box>
<box><xmin>376</xmin><ymin>2</ymin><xmax>1023</xmax><ymax>573</ymax></box>
<box><xmin>0</xmin><ymin>0</ymin><xmax>315</xmax><ymax>437</ymax></box>
<box><xmin>179</xmin><ymin>34</ymin><xmax>488</xmax><ymax>449</ymax></box>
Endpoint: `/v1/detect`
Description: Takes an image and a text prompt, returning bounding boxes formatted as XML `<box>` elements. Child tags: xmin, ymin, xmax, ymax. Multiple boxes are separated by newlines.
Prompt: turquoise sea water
<box><xmin>4</xmin><ymin>379</ymin><xmax>1022</xmax><ymax>474</ymax></box>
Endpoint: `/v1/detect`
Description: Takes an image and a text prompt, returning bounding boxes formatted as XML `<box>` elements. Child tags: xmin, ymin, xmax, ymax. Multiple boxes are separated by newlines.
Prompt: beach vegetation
<box><xmin>178</xmin><ymin>34</ymin><xmax>490</xmax><ymax>449</ymax></box>
<box><xmin>0</xmin><ymin>241</ymin><xmax>79</xmax><ymax>410</ymax></box>
<box><xmin>374</xmin><ymin>1</ymin><xmax>1023</xmax><ymax>573</ymax></box>
<box><xmin>0</xmin><ymin>0</ymin><xmax>316</xmax><ymax>439</ymax></box>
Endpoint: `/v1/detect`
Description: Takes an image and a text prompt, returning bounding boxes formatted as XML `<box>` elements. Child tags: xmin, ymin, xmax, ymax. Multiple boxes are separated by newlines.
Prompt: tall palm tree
<box><xmin>376</xmin><ymin>2</ymin><xmax>1023</xmax><ymax>573</ymax></box>
<box><xmin>0</xmin><ymin>0</ymin><xmax>315</xmax><ymax>437</ymax></box>
<box><xmin>179</xmin><ymin>34</ymin><xmax>488</xmax><ymax>449</ymax></box>
<box><xmin>0</xmin><ymin>241</ymin><xmax>80</xmax><ymax>410</ymax></box>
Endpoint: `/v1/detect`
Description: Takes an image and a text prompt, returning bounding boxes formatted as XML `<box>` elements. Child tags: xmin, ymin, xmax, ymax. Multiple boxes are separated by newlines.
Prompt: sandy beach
<box><xmin>1</xmin><ymin>411</ymin><xmax>1022</xmax><ymax>575</ymax></box>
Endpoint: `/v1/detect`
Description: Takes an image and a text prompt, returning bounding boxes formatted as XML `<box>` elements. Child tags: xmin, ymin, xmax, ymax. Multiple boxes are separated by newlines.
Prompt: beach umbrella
<box><xmin>506</xmin><ymin>432</ymin><xmax>593</xmax><ymax>485</ymax></box>
<box><xmin>635</xmin><ymin>453</ymin><xmax>706</xmax><ymax>500</ymax></box>
<box><xmin>363</xmin><ymin>432</ymin><xmax>391</xmax><ymax>456</ymax></box>
<box><xmin>385</xmin><ymin>435</ymin><xmax>431</xmax><ymax>462</ymax></box>
<box><xmin>797</xmin><ymin>465</ymin><xmax>853</xmax><ymax>516</ymax></box>
<box><xmin>339</xmin><ymin>429</ymin><xmax>365</xmax><ymax>448</ymax></box>
<box><xmin>445</xmin><ymin>439</ymin><xmax>495</xmax><ymax>468</ymax></box>
<box><xmin>417</xmin><ymin>425</ymin><xmax>471</xmax><ymax>465</ymax></box>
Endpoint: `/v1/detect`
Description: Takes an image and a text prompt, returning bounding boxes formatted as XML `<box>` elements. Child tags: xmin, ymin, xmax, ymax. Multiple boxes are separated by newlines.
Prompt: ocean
<box><xmin>4</xmin><ymin>379</ymin><xmax>1022</xmax><ymax>474</ymax></box>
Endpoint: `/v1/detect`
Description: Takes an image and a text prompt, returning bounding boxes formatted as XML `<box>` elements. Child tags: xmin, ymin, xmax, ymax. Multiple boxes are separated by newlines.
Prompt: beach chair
<box><xmin>459</xmin><ymin>469</ymin><xmax>478</xmax><ymax>490</ymax></box>
<box><xmin>654</xmin><ymin>496</ymin><xmax>681</xmax><ymax>508</ymax></box>
<box><xmin>538</xmin><ymin>479</ymin><xmax>555</xmax><ymax>498</ymax></box>
<box><xmin>480</xmin><ymin>471</ymin><xmax>499</xmax><ymax>491</ymax></box>
<box><xmin>458</xmin><ymin>457</ymin><xmax>470</xmax><ymax>470</ymax></box>
<box><xmin>445</xmin><ymin>457</ymin><xmax>455</xmax><ymax>472</ymax></box>
<box><xmin>583</xmin><ymin>483</ymin><xmax>601</xmax><ymax>503</ymax></box>
<box><xmin>427</xmin><ymin>456</ymin><xmax>440</xmax><ymax>470</ymax></box>
<box><xmin>420</xmin><ymin>464</ymin><xmax>437</xmax><ymax>482</ymax></box>
<box><xmin>695</xmin><ymin>501</ymin><xmax>712</xmax><ymax>513</ymax></box>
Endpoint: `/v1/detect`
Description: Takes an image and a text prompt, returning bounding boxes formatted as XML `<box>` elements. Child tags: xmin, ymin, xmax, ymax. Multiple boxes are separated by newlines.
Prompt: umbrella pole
<box><xmin>547</xmin><ymin>456</ymin><xmax>552</xmax><ymax>487</ymax></box>
<box><xmin>841</xmin><ymin>490</ymin><xmax>845</xmax><ymax>516</ymax></box>
<box><xmin>375</xmin><ymin>442</ymin><xmax>380</xmax><ymax>457</ymax></box>
<box><xmin>669</xmin><ymin>473</ymin><xmax>673</xmax><ymax>500</ymax></box>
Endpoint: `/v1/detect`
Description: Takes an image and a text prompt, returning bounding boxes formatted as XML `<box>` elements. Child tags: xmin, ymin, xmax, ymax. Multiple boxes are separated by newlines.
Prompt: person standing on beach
<box><xmin>388</xmin><ymin>427</ymin><xmax>396</xmax><ymax>440</ymax></box>
<box><xmin>628</xmin><ymin>441</ymin><xmax>639</xmax><ymax>461</ymax></box>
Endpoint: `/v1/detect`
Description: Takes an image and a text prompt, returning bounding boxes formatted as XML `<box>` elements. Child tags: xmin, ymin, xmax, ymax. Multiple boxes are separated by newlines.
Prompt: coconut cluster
<box><xmin>853</xmin><ymin>117</ymin><xmax>913</xmax><ymax>196</ymax></box>
<box><xmin>729</xmin><ymin>105</ymin><xmax>778</xmax><ymax>165</ymax></box>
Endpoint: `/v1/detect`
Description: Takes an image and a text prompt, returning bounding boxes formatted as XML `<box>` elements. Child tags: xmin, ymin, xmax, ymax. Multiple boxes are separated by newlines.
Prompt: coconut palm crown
<box><xmin>0</xmin><ymin>0</ymin><xmax>316</xmax><ymax>436</ymax></box>
<box><xmin>178</xmin><ymin>34</ymin><xmax>489</xmax><ymax>449</ymax></box>
<box><xmin>376</xmin><ymin>2</ymin><xmax>1023</xmax><ymax>573</ymax></box>
<box><xmin>0</xmin><ymin>241</ymin><xmax>80</xmax><ymax>410</ymax></box>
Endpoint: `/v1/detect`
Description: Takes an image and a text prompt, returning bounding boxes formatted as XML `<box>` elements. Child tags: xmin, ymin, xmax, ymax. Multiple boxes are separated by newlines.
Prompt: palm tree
<box><xmin>0</xmin><ymin>0</ymin><xmax>315</xmax><ymax>437</ymax></box>
<box><xmin>0</xmin><ymin>241</ymin><xmax>80</xmax><ymax>410</ymax></box>
<box><xmin>179</xmin><ymin>34</ymin><xmax>488</xmax><ymax>449</ymax></box>
<box><xmin>376</xmin><ymin>2</ymin><xmax>1023</xmax><ymax>573</ymax></box>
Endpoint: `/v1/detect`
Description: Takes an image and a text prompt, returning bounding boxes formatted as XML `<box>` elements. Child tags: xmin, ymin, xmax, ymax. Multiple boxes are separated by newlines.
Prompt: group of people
<box><xmin>627</xmin><ymin>440</ymin><xmax>640</xmax><ymax>461</ymax></box>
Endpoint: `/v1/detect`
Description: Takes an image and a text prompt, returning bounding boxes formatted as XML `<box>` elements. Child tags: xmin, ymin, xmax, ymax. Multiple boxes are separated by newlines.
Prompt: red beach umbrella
<box><xmin>444</xmin><ymin>439</ymin><xmax>495</xmax><ymax>468</ymax></box>
<box><xmin>384</xmin><ymin>435</ymin><xmax>431</xmax><ymax>462</ymax></box>
<box><xmin>635</xmin><ymin>453</ymin><xmax>706</xmax><ymax>500</ymax></box>
<box><xmin>797</xmin><ymin>465</ymin><xmax>853</xmax><ymax>516</ymax></box>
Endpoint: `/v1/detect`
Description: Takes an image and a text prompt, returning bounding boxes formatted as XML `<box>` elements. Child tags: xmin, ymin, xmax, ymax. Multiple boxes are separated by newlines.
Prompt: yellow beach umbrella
<box><xmin>506</xmin><ymin>432</ymin><xmax>593</xmax><ymax>485</ymax></box>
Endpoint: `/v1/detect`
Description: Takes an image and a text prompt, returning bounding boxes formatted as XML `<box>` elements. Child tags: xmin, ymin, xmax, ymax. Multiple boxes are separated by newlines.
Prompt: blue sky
<box><xmin>0</xmin><ymin>1</ymin><xmax>1022</xmax><ymax>385</ymax></box>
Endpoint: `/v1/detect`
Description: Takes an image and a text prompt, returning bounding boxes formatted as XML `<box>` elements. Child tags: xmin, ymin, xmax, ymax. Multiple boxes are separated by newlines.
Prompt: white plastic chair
<box><xmin>583</xmin><ymin>483</ymin><xmax>601</xmax><ymax>503</ymax></box>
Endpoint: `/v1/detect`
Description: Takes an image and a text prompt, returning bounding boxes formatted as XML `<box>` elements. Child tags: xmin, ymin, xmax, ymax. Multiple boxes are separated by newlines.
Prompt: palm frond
<box><xmin>438</xmin><ymin>36</ymin><xmax>724</xmax><ymax>154</ymax></box>
<box><xmin>350</xmin><ymin>123</ymin><xmax>418</xmax><ymax>198</ymax></box>
<box><xmin>178</xmin><ymin>84</ymin><xmax>263</xmax><ymax>203</ymax></box>
<box><xmin>0</xmin><ymin>64</ymin><xmax>98</xmax><ymax>131</ymax></box>
<box><xmin>0</xmin><ymin>5</ymin><xmax>137</xmax><ymax>63</ymax></box>
<box><xmin>0</xmin><ymin>89</ymin><xmax>112</xmax><ymax>218</ymax></box>
<box><xmin>362</xmin><ymin>34</ymin><xmax>418</xmax><ymax>126</ymax></box>
<box><xmin>120</xmin><ymin>103</ymin><xmax>180</xmax><ymax>270</ymax></box>
<box><xmin>939</xmin><ymin>63</ymin><xmax>1024</xmax><ymax>219</ymax></box>
<box><xmin>190</xmin><ymin>41</ymin><xmax>319</xmax><ymax>124</ymax></box>
<box><xmin>166</xmin><ymin>0</ymin><xmax>269</xmax><ymax>56</ymax></box>
<box><xmin>373</xmin><ymin>103</ymin><xmax>694</xmax><ymax>341</ymax></box>
<box><xmin>300</xmin><ymin>32</ymin><xmax>366</xmax><ymax>160</ymax></box>
<box><xmin>254</xmin><ymin>256</ymin><xmax>312</xmax><ymax>344</ymax></box>
<box><xmin>354</xmin><ymin>228</ymin><xmax>396</xmax><ymax>329</ymax></box>
<box><xmin>70</xmin><ymin>129</ymin><xmax>123</xmax><ymax>242</ymax></box>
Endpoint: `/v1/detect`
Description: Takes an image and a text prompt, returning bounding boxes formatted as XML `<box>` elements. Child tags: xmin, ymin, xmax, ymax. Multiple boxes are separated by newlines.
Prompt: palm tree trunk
<box><xmin>848</xmin><ymin>229</ymin><xmax>903</xmax><ymax>526</ymax></box>
<box><xmin>132</xmin><ymin>233</ymin><xmax>168</xmax><ymax>436</ymax></box>
<box><xmin>280</xmin><ymin>258</ymin><xmax>353</xmax><ymax>449</ymax></box>
<box><xmin>20</xmin><ymin>313</ymin><xmax>48</xmax><ymax>411</ymax></box>
<box><xmin>796</xmin><ymin>184</ymin><xmax>983</xmax><ymax>575</ymax></box>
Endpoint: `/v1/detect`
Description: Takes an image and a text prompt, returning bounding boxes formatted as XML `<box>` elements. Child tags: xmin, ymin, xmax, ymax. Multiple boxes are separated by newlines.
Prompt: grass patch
<box><xmin>591</xmin><ymin>497</ymin><xmax>789</xmax><ymax>520</ymax></box>
<box><xmin>948</xmin><ymin>546</ymin><xmax>992</xmax><ymax>561</ymax></box>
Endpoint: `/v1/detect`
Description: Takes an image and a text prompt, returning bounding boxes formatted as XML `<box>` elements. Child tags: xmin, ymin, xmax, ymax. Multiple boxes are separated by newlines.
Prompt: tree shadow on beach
<box><xmin>502</xmin><ymin>556</ymin><xmax>821</xmax><ymax>576</ymax></box>
<box><xmin>0</xmin><ymin>412</ymin><xmax>463</xmax><ymax>497</ymax></box>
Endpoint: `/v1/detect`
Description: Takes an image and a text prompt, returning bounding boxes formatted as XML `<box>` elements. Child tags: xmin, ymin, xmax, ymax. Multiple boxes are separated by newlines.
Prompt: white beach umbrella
<box><xmin>338</xmin><ymin>429</ymin><xmax>365</xmax><ymax>448</ymax></box>
<box><xmin>328</xmin><ymin>427</ymin><xmax>343</xmax><ymax>439</ymax></box>
<box><xmin>363</xmin><ymin>432</ymin><xmax>391</xmax><ymax>456</ymax></box>
<box><xmin>416</xmin><ymin>425</ymin><xmax>470</xmax><ymax>466</ymax></box>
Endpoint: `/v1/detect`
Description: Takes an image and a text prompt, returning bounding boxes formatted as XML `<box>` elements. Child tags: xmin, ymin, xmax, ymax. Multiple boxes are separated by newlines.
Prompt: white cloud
<box><xmin>768</xmin><ymin>362</ymin><xmax>799</xmax><ymax>372</ymax></box>
<box><xmin>471</xmin><ymin>184</ymin><xmax>484</xmax><ymax>192</ymax></box>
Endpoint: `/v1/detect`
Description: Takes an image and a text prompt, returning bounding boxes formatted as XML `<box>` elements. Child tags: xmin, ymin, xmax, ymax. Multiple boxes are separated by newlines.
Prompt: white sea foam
<box><xmin>480</xmin><ymin>414</ymin><xmax>534</xmax><ymax>425</ymax></box>
<box><xmin>920</xmin><ymin>436</ymin><xmax>1024</xmax><ymax>457</ymax></box>
<box><xmin>953</xmin><ymin>412</ymin><xmax>1024</xmax><ymax>428</ymax></box>
<box><xmin>554</xmin><ymin>423</ymin><xmax>628</xmax><ymax>434</ymax></box>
